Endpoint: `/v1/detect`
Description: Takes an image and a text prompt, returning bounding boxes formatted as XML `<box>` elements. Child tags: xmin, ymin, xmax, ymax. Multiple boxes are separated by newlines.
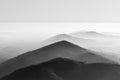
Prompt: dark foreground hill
<box><xmin>0</xmin><ymin>40</ymin><xmax>115</xmax><ymax>79</ymax></box>
<box><xmin>0</xmin><ymin>40</ymin><xmax>116</xmax><ymax>79</ymax></box>
<box><xmin>1</xmin><ymin>57</ymin><xmax>120</xmax><ymax>80</ymax></box>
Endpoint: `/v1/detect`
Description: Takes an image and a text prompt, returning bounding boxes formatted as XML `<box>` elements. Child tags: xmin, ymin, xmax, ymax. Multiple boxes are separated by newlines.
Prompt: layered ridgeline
<box><xmin>0</xmin><ymin>34</ymin><xmax>118</xmax><ymax>79</ymax></box>
<box><xmin>71</xmin><ymin>31</ymin><xmax>120</xmax><ymax>56</ymax></box>
<box><xmin>71</xmin><ymin>31</ymin><xmax>111</xmax><ymax>39</ymax></box>
<box><xmin>1</xmin><ymin>58</ymin><xmax>120</xmax><ymax>80</ymax></box>
<box><xmin>0</xmin><ymin>31</ymin><xmax>119</xmax><ymax>64</ymax></box>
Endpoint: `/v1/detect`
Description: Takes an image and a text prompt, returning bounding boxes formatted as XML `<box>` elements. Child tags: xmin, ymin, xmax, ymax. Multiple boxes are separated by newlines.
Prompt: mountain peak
<box><xmin>71</xmin><ymin>31</ymin><xmax>104</xmax><ymax>37</ymax></box>
<box><xmin>39</xmin><ymin>40</ymin><xmax>86</xmax><ymax>51</ymax></box>
<box><xmin>79</xmin><ymin>31</ymin><xmax>101</xmax><ymax>34</ymax></box>
<box><xmin>85</xmin><ymin>31</ymin><xmax>99</xmax><ymax>34</ymax></box>
<box><xmin>44</xmin><ymin>57</ymin><xmax>80</xmax><ymax>64</ymax></box>
<box><xmin>53</xmin><ymin>34</ymin><xmax>72</xmax><ymax>40</ymax></box>
<box><xmin>52</xmin><ymin>40</ymin><xmax>75</xmax><ymax>45</ymax></box>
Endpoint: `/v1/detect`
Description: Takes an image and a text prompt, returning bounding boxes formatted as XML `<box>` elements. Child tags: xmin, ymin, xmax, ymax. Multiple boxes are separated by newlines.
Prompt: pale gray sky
<box><xmin>0</xmin><ymin>0</ymin><xmax>120</xmax><ymax>22</ymax></box>
<box><xmin>1</xmin><ymin>0</ymin><xmax>120</xmax><ymax>59</ymax></box>
<box><xmin>1</xmin><ymin>22</ymin><xmax>120</xmax><ymax>45</ymax></box>
<box><xmin>0</xmin><ymin>0</ymin><xmax>120</xmax><ymax>41</ymax></box>
<box><xmin>0</xmin><ymin>23</ymin><xmax>120</xmax><ymax>34</ymax></box>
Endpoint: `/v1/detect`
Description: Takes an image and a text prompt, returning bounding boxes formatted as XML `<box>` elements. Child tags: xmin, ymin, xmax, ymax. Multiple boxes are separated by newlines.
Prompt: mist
<box><xmin>1</xmin><ymin>23</ymin><xmax>120</xmax><ymax>60</ymax></box>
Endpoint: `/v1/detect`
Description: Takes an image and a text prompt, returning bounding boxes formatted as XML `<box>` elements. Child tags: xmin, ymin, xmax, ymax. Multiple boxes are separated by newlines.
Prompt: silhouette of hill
<box><xmin>77</xmin><ymin>63</ymin><xmax>120</xmax><ymax>80</ymax></box>
<box><xmin>71</xmin><ymin>31</ymin><xmax>119</xmax><ymax>40</ymax></box>
<box><xmin>70</xmin><ymin>31</ymin><xmax>110</xmax><ymax>40</ymax></box>
<box><xmin>0</xmin><ymin>34</ymin><xmax>117</xmax><ymax>79</ymax></box>
<box><xmin>71</xmin><ymin>31</ymin><xmax>104</xmax><ymax>36</ymax></box>
<box><xmin>0</xmin><ymin>57</ymin><xmax>120</xmax><ymax>80</ymax></box>
<box><xmin>36</xmin><ymin>34</ymin><xmax>96</xmax><ymax>48</ymax></box>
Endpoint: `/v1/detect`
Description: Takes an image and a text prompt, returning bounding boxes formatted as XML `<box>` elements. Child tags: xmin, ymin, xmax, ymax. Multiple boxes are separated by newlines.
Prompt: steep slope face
<box><xmin>0</xmin><ymin>57</ymin><xmax>84</xmax><ymax>80</ymax></box>
<box><xmin>1</xmin><ymin>58</ymin><xmax>120</xmax><ymax>80</ymax></box>
<box><xmin>77</xmin><ymin>63</ymin><xmax>120</xmax><ymax>80</ymax></box>
<box><xmin>0</xmin><ymin>40</ymin><xmax>115</xmax><ymax>79</ymax></box>
<box><xmin>0</xmin><ymin>40</ymin><xmax>87</xmax><ymax>78</ymax></box>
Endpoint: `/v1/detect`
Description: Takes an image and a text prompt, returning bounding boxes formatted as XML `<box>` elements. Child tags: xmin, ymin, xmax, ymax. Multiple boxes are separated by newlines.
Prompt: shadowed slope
<box><xmin>0</xmin><ymin>40</ymin><xmax>87</xmax><ymax>78</ymax></box>
<box><xmin>77</xmin><ymin>63</ymin><xmax>120</xmax><ymax>80</ymax></box>
<box><xmin>1</xmin><ymin>58</ymin><xmax>120</xmax><ymax>80</ymax></box>
<box><xmin>0</xmin><ymin>57</ymin><xmax>84</xmax><ymax>80</ymax></box>
<box><xmin>0</xmin><ymin>40</ymin><xmax>115</xmax><ymax>79</ymax></box>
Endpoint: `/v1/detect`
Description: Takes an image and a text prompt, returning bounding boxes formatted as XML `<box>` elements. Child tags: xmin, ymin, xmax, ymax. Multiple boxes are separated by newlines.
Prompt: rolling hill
<box><xmin>0</xmin><ymin>34</ymin><xmax>117</xmax><ymax>79</ymax></box>
<box><xmin>1</xmin><ymin>57</ymin><xmax>120</xmax><ymax>80</ymax></box>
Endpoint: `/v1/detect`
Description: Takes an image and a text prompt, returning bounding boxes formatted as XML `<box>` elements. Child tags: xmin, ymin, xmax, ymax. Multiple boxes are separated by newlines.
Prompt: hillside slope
<box><xmin>1</xmin><ymin>58</ymin><xmax>120</xmax><ymax>80</ymax></box>
<box><xmin>0</xmin><ymin>34</ymin><xmax>116</xmax><ymax>79</ymax></box>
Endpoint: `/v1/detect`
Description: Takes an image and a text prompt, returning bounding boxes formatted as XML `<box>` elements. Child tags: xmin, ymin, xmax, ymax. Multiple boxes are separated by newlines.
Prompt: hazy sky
<box><xmin>0</xmin><ymin>0</ymin><xmax>120</xmax><ymax>33</ymax></box>
<box><xmin>1</xmin><ymin>0</ymin><xmax>120</xmax><ymax>58</ymax></box>
<box><xmin>0</xmin><ymin>0</ymin><xmax>120</xmax><ymax>41</ymax></box>
<box><xmin>1</xmin><ymin>23</ymin><xmax>120</xmax><ymax>33</ymax></box>
<box><xmin>1</xmin><ymin>22</ymin><xmax>120</xmax><ymax>59</ymax></box>
<box><xmin>0</xmin><ymin>0</ymin><xmax>120</xmax><ymax>22</ymax></box>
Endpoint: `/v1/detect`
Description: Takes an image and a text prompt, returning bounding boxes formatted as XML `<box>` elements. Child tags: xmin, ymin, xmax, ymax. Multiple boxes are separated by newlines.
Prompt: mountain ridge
<box><xmin>0</xmin><ymin>34</ymin><xmax>117</xmax><ymax>79</ymax></box>
<box><xmin>1</xmin><ymin>57</ymin><xmax>120</xmax><ymax>80</ymax></box>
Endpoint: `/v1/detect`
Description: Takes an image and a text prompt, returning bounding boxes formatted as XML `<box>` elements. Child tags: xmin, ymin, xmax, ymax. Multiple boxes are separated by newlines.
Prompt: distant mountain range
<box><xmin>0</xmin><ymin>30</ymin><xmax>119</xmax><ymax>64</ymax></box>
<box><xmin>0</xmin><ymin>33</ymin><xmax>118</xmax><ymax>79</ymax></box>
<box><xmin>71</xmin><ymin>31</ymin><xmax>109</xmax><ymax>39</ymax></box>
<box><xmin>72</xmin><ymin>31</ymin><xmax>104</xmax><ymax>36</ymax></box>
<box><xmin>71</xmin><ymin>31</ymin><xmax>120</xmax><ymax>40</ymax></box>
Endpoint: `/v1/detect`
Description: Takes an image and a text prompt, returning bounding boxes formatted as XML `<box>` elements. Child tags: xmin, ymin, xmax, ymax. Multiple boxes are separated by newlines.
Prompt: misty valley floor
<box><xmin>1</xmin><ymin>57</ymin><xmax>120</xmax><ymax>80</ymax></box>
